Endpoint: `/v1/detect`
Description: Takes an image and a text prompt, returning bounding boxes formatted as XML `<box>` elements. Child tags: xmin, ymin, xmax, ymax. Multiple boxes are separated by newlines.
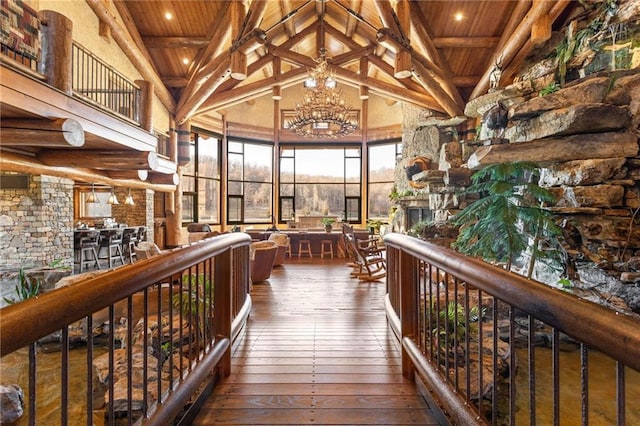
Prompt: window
<box><xmin>368</xmin><ymin>140</ymin><xmax>402</xmax><ymax>220</ymax></box>
<box><xmin>227</xmin><ymin>139</ymin><xmax>273</xmax><ymax>224</ymax></box>
<box><xmin>278</xmin><ymin>147</ymin><xmax>361</xmax><ymax>223</ymax></box>
<box><xmin>181</xmin><ymin>129</ymin><xmax>221</xmax><ymax>224</ymax></box>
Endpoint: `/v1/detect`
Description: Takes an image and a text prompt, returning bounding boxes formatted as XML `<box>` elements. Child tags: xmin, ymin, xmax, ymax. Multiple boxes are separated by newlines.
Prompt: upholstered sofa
<box><xmin>250</xmin><ymin>240</ymin><xmax>278</xmax><ymax>283</ymax></box>
<box><xmin>268</xmin><ymin>233</ymin><xmax>290</xmax><ymax>266</ymax></box>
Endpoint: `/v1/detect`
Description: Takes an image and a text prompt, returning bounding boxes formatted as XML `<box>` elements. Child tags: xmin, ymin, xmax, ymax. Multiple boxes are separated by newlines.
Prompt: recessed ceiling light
<box><xmin>454</xmin><ymin>12</ymin><xmax>463</xmax><ymax>22</ymax></box>
<box><xmin>182</xmin><ymin>58</ymin><xmax>190</xmax><ymax>65</ymax></box>
<box><xmin>165</xmin><ymin>12</ymin><xmax>173</xmax><ymax>20</ymax></box>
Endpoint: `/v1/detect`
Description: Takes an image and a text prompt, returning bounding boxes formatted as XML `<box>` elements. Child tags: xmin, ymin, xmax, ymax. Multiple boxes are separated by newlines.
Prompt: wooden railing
<box><xmin>384</xmin><ymin>233</ymin><xmax>640</xmax><ymax>425</ymax></box>
<box><xmin>0</xmin><ymin>233</ymin><xmax>252</xmax><ymax>426</ymax></box>
<box><xmin>72</xmin><ymin>42</ymin><xmax>140</xmax><ymax>123</ymax></box>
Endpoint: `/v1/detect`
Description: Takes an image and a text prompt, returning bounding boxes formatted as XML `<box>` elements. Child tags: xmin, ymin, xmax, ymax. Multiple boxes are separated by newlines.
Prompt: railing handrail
<box><xmin>1</xmin><ymin>233</ymin><xmax>251</xmax><ymax>356</ymax></box>
<box><xmin>71</xmin><ymin>41</ymin><xmax>140</xmax><ymax>91</ymax></box>
<box><xmin>384</xmin><ymin>232</ymin><xmax>640</xmax><ymax>372</ymax></box>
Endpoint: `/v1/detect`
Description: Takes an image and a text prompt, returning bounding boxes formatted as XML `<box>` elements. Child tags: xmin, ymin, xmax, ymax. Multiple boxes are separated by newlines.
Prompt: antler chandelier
<box><xmin>287</xmin><ymin>51</ymin><xmax>358</xmax><ymax>139</ymax></box>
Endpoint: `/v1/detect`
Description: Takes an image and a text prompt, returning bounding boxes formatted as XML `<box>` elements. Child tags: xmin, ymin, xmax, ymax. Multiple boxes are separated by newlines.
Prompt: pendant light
<box><xmin>86</xmin><ymin>183</ymin><xmax>97</xmax><ymax>203</ymax></box>
<box><xmin>107</xmin><ymin>187</ymin><xmax>119</xmax><ymax>205</ymax></box>
<box><xmin>124</xmin><ymin>188</ymin><xmax>135</xmax><ymax>205</ymax></box>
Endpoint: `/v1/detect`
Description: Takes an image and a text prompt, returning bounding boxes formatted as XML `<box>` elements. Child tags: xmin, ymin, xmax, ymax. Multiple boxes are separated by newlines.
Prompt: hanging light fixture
<box><xmin>287</xmin><ymin>52</ymin><xmax>357</xmax><ymax>138</ymax></box>
<box><xmin>124</xmin><ymin>188</ymin><xmax>135</xmax><ymax>205</ymax></box>
<box><xmin>86</xmin><ymin>183</ymin><xmax>97</xmax><ymax>203</ymax></box>
<box><xmin>107</xmin><ymin>187</ymin><xmax>119</xmax><ymax>205</ymax></box>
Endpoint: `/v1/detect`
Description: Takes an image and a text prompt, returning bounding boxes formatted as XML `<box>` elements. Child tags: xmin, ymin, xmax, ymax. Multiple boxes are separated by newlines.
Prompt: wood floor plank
<box><xmin>193</xmin><ymin>259</ymin><xmax>440</xmax><ymax>425</ymax></box>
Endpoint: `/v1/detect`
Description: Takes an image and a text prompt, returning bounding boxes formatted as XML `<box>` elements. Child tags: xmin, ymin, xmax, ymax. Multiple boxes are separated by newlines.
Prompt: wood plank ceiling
<box><xmin>120</xmin><ymin>0</ymin><xmax>575</xmax><ymax>124</ymax></box>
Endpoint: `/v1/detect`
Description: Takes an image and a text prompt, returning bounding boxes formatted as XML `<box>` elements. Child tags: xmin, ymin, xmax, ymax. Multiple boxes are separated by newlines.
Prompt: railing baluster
<box><xmin>617</xmin><ymin>362</ymin><xmax>625</xmax><ymax>426</ymax></box>
<box><xmin>61</xmin><ymin>327</ymin><xmax>69</xmax><ymax>426</ymax></box>
<box><xmin>580</xmin><ymin>343</ymin><xmax>588</xmax><ymax>426</ymax></box>
<box><xmin>528</xmin><ymin>315</ymin><xmax>536</xmax><ymax>425</ymax></box>
<box><xmin>552</xmin><ymin>328</ymin><xmax>560</xmax><ymax>426</ymax></box>
<box><xmin>492</xmin><ymin>297</ymin><xmax>498</xmax><ymax>425</ymax></box>
<box><xmin>127</xmin><ymin>295</ymin><xmax>134</xmax><ymax>425</ymax></box>
<box><xmin>29</xmin><ymin>343</ymin><xmax>36</xmax><ymax>426</ymax></box>
<box><xmin>86</xmin><ymin>315</ymin><xmax>94</xmax><ymax>426</ymax></box>
<box><xmin>509</xmin><ymin>306</ymin><xmax>516</xmax><ymax>426</ymax></box>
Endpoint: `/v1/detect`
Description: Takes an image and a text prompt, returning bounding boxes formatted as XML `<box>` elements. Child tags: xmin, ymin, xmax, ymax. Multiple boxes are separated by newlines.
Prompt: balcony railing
<box><xmin>384</xmin><ymin>233</ymin><xmax>640</xmax><ymax>425</ymax></box>
<box><xmin>71</xmin><ymin>42</ymin><xmax>140</xmax><ymax>123</ymax></box>
<box><xmin>0</xmin><ymin>233</ymin><xmax>251</xmax><ymax>425</ymax></box>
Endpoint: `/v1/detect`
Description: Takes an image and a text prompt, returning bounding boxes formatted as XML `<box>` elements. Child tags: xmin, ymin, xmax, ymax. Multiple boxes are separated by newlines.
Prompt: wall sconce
<box><xmin>124</xmin><ymin>188</ymin><xmax>135</xmax><ymax>205</ymax></box>
<box><xmin>107</xmin><ymin>188</ymin><xmax>119</xmax><ymax>205</ymax></box>
<box><xmin>86</xmin><ymin>183</ymin><xmax>97</xmax><ymax>203</ymax></box>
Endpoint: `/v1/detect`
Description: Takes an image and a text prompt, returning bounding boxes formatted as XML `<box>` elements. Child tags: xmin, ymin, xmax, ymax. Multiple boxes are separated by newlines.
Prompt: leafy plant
<box><xmin>366</xmin><ymin>219</ymin><xmax>384</xmax><ymax>234</ymax></box>
<box><xmin>428</xmin><ymin>301</ymin><xmax>484</xmax><ymax>350</ymax></box>
<box><xmin>451</xmin><ymin>162</ymin><xmax>563</xmax><ymax>277</ymax></box>
<box><xmin>47</xmin><ymin>258</ymin><xmax>71</xmax><ymax>270</ymax></box>
<box><xmin>408</xmin><ymin>220</ymin><xmax>431</xmax><ymax>238</ymax></box>
<box><xmin>173</xmin><ymin>273</ymin><xmax>214</xmax><ymax>343</ymax></box>
<box><xmin>321</xmin><ymin>217</ymin><xmax>336</xmax><ymax>226</ymax></box>
<box><xmin>539</xmin><ymin>81</ymin><xmax>559</xmax><ymax>96</ymax></box>
<box><xmin>3</xmin><ymin>268</ymin><xmax>41</xmax><ymax>304</ymax></box>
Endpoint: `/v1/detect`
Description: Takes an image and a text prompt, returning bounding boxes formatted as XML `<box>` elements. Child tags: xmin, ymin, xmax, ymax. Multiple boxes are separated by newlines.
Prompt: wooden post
<box><xmin>399</xmin><ymin>251</ymin><xmax>418</xmax><ymax>378</ymax></box>
<box><xmin>135</xmin><ymin>80</ymin><xmax>154</xmax><ymax>131</ymax></box>
<box><xmin>394</xmin><ymin>50</ymin><xmax>412</xmax><ymax>79</ymax></box>
<box><xmin>38</xmin><ymin>10</ymin><xmax>73</xmax><ymax>94</ymax></box>
<box><xmin>214</xmin><ymin>248</ymin><xmax>233</xmax><ymax>377</ymax></box>
<box><xmin>531</xmin><ymin>14</ymin><xmax>552</xmax><ymax>45</ymax></box>
<box><xmin>177</xmin><ymin>121</ymin><xmax>192</xmax><ymax>166</ymax></box>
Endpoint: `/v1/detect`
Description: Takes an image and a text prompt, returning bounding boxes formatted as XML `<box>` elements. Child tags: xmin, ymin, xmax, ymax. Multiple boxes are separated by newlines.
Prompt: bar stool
<box><xmin>98</xmin><ymin>229</ymin><xmax>125</xmax><ymax>268</ymax></box>
<box><xmin>121</xmin><ymin>228</ymin><xmax>138</xmax><ymax>263</ymax></box>
<box><xmin>76</xmin><ymin>230</ymin><xmax>101</xmax><ymax>271</ymax></box>
<box><xmin>320</xmin><ymin>240</ymin><xmax>334</xmax><ymax>259</ymax></box>
<box><xmin>298</xmin><ymin>237</ymin><xmax>312</xmax><ymax>258</ymax></box>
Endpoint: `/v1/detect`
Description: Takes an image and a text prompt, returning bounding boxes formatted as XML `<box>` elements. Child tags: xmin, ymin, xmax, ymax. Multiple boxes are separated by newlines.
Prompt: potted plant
<box><xmin>321</xmin><ymin>217</ymin><xmax>335</xmax><ymax>232</ymax></box>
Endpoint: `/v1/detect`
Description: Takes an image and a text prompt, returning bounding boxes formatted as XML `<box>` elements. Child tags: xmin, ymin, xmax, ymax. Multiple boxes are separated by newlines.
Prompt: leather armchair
<box><xmin>250</xmin><ymin>241</ymin><xmax>278</xmax><ymax>283</ymax></box>
<box><xmin>268</xmin><ymin>233</ymin><xmax>290</xmax><ymax>266</ymax></box>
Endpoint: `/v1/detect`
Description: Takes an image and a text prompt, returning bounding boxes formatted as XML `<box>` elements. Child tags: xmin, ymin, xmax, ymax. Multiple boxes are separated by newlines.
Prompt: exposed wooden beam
<box><xmin>215</xmin><ymin>53</ymin><xmax>275</xmax><ymax>94</ymax></box>
<box><xmin>408</xmin><ymin>2</ymin><xmax>464</xmax><ymax>109</ymax></box>
<box><xmin>162</xmin><ymin>77</ymin><xmax>189</xmax><ymax>88</ymax></box>
<box><xmin>278</xmin><ymin>21</ymin><xmax>318</xmax><ymax>51</ymax></box>
<box><xmin>176</xmin><ymin>56</ymin><xmax>232</xmax><ymax>124</ymax></box>
<box><xmin>332</xmin><ymin>66</ymin><xmax>442</xmax><ymax>112</ymax></box>
<box><xmin>432</xmin><ymin>37</ymin><xmax>500</xmax><ymax>49</ymax></box>
<box><xmin>470</xmin><ymin>0</ymin><xmax>555</xmax><ymax>99</ymax></box>
<box><xmin>38</xmin><ymin>149</ymin><xmax>160</xmax><ymax>171</ymax></box>
<box><xmin>108</xmin><ymin>170</ymin><xmax>148</xmax><ymax>181</ymax></box>
<box><xmin>452</xmin><ymin>76</ymin><xmax>481</xmax><ymax>87</ymax></box>
<box><xmin>345</xmin><ymin>0</ymin><xmax>362</xmax><ymax>37</ymax></box>
<box><xmin>148</xmin><ymin>172</ymin><xmax>180</xmax><ymax>186</ymax></box>
<box><xmin>112</xmin><ymin>1</ymin><xmax>155</xmax><ymax>69</ymax></box>
<box><xmin>142</xmin><ymin>36</ymin><xmax>210</xmax><ymax>49</ymax></box>
<box><xmin>330</xmin><ymin>46</ymin><xmax>375</xmax><ymax>67</ymax></box>
<box><xmin>1</xmin><ymin>118</ymin><xmax>84</xmax><ymax>147</ymax></box>
<box><xmin>412</xmin><ymin>59</ymin><xmax>464</xmax><ymax>117</ymax></box>
<box><xmin>279</xmin><ymin>0</ymin><xmax>297</xmax><ymax>38</ymax></box>
<box><xmin>502</xmin><ymin>1</ymin><xmax>572</xmax><ymax>83</ymax></box>
<box><xmin>367</xmin><ymin>54</ymin><xmax>430</xmax><ymax>94</ymax></box>
<box><xmin>324</xmin><ymin>23</ymin><xmax>363</xmax><ymax>52</ymax></box>
<box><xmin>268</xmin><ymin>43</ymin><xmax>316</xmax><ymax>68</ymax></box>
<box><xmin>1</xmin><ymin>151</ymin><xmax>175</xmax><ymax>192</ymax></box>
<box><xmin>373</xmin><ymin>0</ymin><xmax>401</xmax><ymax>34</ymax></box>
<box><xmin>242</xmin><ymin>0</ymin><xmax>268</xmax><ymax>37</ymax></box>
<box><xmin>198</xmin><ymin>67</ymin><xmax>309</xmax><ymax>114</ymax></box>
<box><xmin>87</xmin><ymin>0</ymin><xmax>176</xmax><ymax>113</ymax></box>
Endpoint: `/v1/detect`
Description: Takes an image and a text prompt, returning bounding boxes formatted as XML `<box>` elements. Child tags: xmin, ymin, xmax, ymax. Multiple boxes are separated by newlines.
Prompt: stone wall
<box><xmin>463</xmin><ymin>71</ymin><xmax>640</xmax><ymax>313</ymax></box>
<box><xmin>111</xmin><ymin>188</ymin><xmax>155</xmax><ymax>242</ymax></box>
<box><xmin>0</xmin><ymin>174</ymin><xmax>74</xmax><ymax>269</ymax></box>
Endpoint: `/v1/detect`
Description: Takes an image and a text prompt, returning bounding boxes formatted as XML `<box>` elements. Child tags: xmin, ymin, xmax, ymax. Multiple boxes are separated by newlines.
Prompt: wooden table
<box><xmin>246</xmin><ymin>229</ymin><xmax>373</xmax><ymax>258</ymax></box>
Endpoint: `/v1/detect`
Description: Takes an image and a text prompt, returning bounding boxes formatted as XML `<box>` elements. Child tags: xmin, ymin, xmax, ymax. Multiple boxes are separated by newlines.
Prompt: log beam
<box><xmin>108</xmin><ymin>170</ymin><xmax>149</xmax><ymax>181</ymax></box>
<box><xmin>142</xmin><ymin>36</ymin><xmax>210</xmax><ymax>48</ymax></box>
<box><xmin>38</xmin><ymin>149</ymin><xmax>160</xmax><ymax>171</ymax></box>
<box><xmin>86</xmin><ymin>0</ymin><xmax>176</xmax><ymax>113</ymax></box>
<box><xmin>432</xmin><ymin>37</ymin><xmax>500</xmax><ymax>49</ymax></box>
<box><xmin>1</xmin><ymin>118</ymin><xmax>84</xmax><ymax>147</ymax></box>
<box><xmin>148</xmin><ymin>172</ymin><xmax>180</xmax><ymax>186</ymax></box>
<box><xmin>1</xmin><ymin>151</ymin><xmax>175</xmax><ymax>192</ymax></box>
<box><xmin>470</xmin><ymin>0</ymin><xmax>554</xmax><ymax>99</ymax></box>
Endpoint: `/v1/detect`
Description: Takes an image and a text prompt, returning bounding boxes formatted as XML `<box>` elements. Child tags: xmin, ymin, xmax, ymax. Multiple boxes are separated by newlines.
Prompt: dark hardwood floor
<box><xmin>193</xmin><ymin>257</ymin><xmax>440</xmax><ymax>425</ymax></box>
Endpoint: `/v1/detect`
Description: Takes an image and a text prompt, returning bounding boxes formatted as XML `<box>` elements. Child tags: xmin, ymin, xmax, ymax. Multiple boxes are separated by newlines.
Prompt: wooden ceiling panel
<box><xmin>112</xmin><ymin>0</ymin><xmax>578</xmax><ymax>120</ymax></box>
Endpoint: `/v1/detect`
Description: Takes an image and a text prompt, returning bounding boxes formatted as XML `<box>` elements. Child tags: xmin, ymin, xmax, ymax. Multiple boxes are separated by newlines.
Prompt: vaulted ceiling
<box><xmin>116</xmin><ymin>0</ymin><xmax>576</xmax><ymax>123</ymax></box>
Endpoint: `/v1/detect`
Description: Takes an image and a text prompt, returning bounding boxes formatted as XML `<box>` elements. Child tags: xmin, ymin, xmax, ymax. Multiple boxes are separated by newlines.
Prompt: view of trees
<box><xmin>183</xmin><ymin>132</ymin><xmax>400</xmax><ymax>225</ymax></box>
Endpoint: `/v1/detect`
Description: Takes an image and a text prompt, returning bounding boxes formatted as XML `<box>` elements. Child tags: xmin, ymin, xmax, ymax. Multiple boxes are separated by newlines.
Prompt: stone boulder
<box><xmin>0</xmin><ymin>384</ymin><xmax>24</xmax><ymax>424</ymax></box>
<box><xmin>509</xmin><ymin>77</ymin><xmax>611</xmax><ymax>120</ymax></box>
<box><xmin>539</xmin><ymin>158</ymin><xmax>627</xmax><ymax>186</ymax></box>
<box><xmin>504</xmin><ymin>104</ymin><xmax>631</xmax><ymax>142</ymax></box>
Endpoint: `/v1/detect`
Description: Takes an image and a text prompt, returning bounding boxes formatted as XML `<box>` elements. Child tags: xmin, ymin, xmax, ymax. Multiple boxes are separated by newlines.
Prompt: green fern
<box><xmin>451</xmin><ymin>162</ymin><xmax>563</xmax><ymax>276</ymax></box>
<box><xmin>3</xmin><ymin>268</ymin><xmax>41</xmax><ymax>304</ymax></box>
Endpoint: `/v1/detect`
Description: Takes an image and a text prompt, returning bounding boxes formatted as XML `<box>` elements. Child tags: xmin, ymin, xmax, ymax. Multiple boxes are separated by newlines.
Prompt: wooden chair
<box><xmin>344</xmin><ymin>233</ymin><xmax>386</xmax><ymax>281</ymax></box>
<box><xmin>250</xmin><ymin>241</ymin><xmax>278</xmax><ymax>283</ymax></box>
<box><xmin>75</xmin><ymin>230</ymin><xmax>101</xmax><ymax>271</ymax></box>
<box><xmin>98</xmin><ymin>229</ymin><xmax>125</xmax><ymax>268</ymax></box>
